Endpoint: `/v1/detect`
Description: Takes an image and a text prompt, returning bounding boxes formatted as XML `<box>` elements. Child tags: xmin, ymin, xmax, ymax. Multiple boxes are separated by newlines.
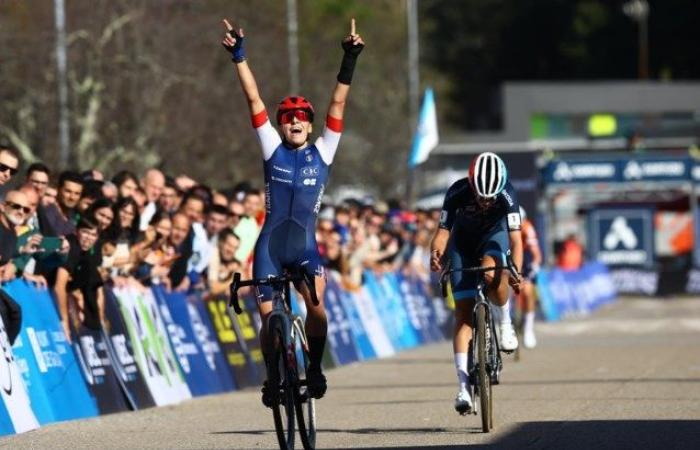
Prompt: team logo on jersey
<box><xmin>439</xmin><ymin>210</ymin><xmax>448</xmax><ymax>225</ymax></box>
<box><xmin>313</xmin><ymin>184</ymin><xmax>325</xmax><ymax>214</ymax></box>
<box><xmin>301</xmin><ymin>166</ymin><xmax>319</xmax><ymax>176</ymax></box>
<box><xmin>502</xmin><ymin>190</ymin><xmax>514</xmax><ymax>207</ymax></box>
<box><xmin>271</xmin><ymin>175</ymin><xmax>292</xmax><ymax>184</ymax></box>
<box><xmin>273</xmin><ymin>165</ymin><xmax>292</xmax><ymax>174</ymax></box>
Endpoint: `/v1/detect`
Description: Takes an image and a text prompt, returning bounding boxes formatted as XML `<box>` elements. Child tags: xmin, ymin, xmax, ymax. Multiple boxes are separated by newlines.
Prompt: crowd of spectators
<box><xmin>0</xmin><ymin>144</ymin><xmax>440</xmax><ymax>343</ymax></box>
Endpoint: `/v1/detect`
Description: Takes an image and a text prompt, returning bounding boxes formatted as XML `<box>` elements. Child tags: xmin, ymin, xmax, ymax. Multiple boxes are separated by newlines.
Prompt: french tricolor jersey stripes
<box><xmin>252</xmin><ymin>110</ymin><xmax>342</xmax><ymax>230</ymax></box>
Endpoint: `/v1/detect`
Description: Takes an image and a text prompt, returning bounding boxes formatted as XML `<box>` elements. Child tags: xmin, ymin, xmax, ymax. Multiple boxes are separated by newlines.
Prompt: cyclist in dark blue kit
<box><xmin>430</xmin><ymin>152</ymin><xmax>523</xmax><ymax>414</ymax></box>
<box><xmin>221</xmin><ymin>17</ymin><xmax>364</xmax><ymax>406</ymax></box>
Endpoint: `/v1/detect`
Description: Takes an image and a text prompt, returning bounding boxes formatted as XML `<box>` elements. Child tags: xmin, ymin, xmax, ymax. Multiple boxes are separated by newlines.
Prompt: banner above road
<box><xmin>542</xmin><ymin>155</ymin><xmax>698</xmax><ymax>185</ymax></box>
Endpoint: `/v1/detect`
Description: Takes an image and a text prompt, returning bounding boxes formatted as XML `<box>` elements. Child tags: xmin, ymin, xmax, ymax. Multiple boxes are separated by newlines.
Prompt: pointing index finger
<box><xmin>350</xmin><ymin>18</ymin><xmax>356</xmax><ymax>36</ymax></box>
<box><xmin>222</xmin><ymin>18</ymin><xmax>233</xmax><ymax>31</ymax></box>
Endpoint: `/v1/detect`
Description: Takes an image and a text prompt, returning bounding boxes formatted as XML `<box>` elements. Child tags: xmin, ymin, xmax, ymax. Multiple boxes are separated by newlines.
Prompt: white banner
<box><xmin>112</xmin><ymin>286</ymin><xmax>191</xmax><ymax>406</ymax></box>
<box><xmin>0</xmin><ymin>315</ymin><xmax>39</xmax><ymax>434</ymax></box>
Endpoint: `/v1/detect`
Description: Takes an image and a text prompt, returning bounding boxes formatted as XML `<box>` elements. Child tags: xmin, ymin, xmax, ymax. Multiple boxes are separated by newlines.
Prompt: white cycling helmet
<box><xmin>468</xmin><ymin>152</ymin><xmax>507</xmax><ymax>199</ymax></box>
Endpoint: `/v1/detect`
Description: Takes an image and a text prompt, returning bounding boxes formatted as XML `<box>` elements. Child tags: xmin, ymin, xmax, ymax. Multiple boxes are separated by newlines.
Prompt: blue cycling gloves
<box><xmin>226</xmin><ymin>29</ymin><xmax>246</xmax><ymax>63</ymax></box>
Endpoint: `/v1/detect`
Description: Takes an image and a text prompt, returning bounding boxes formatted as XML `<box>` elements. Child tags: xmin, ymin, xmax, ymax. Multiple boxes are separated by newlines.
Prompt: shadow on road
<box><xmin>323</xmin><ymin>420</ymin><xmax>700</xmax><ymax>450</ymax></box>
<box><xmin>333</xmin><ymin>377</ymin><xmax>700</xmax><ymax>391</ymax></box>
<box><xmin>367</xmin><ymin>357</ymin><xmax>450</xmax><ymax>365</ymax></box>
<box><xmin>212</xmin><ymin>426</ymin><xmax>478</xmax><ymax>436</ymax></box>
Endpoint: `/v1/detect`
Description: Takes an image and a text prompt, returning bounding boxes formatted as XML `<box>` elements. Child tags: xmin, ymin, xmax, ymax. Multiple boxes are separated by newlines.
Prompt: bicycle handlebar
<box><xmin>229</xmin><ymin>271</ymin><xmax>319</xmax><ymax>314</ymax></box>
<box><xmin>439</xmin><ymin>255</ymin><xmax>521</xmax><ymax>298</ymax></box>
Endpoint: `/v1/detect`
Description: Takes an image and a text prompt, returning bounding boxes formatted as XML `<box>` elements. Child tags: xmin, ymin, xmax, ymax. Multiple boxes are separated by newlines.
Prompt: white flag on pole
<box><xmin>408</xmin><ymin>88</ymin><xmax>439</xmax><ymax>168</ymax></box>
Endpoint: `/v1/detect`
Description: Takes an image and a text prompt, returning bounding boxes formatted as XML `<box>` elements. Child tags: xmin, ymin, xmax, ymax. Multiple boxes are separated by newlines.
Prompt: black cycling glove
<box><xmin>337</xmin><ymin>39</ymin><xmax>364</xmax><ymax>85</ymax></box>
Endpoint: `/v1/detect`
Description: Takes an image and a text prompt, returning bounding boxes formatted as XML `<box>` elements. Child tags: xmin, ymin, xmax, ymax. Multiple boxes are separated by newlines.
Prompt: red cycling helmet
<box><xmin>276</xmin><ymin>95</ymin><xmax>315</xmax><ymax>125</ymax></box>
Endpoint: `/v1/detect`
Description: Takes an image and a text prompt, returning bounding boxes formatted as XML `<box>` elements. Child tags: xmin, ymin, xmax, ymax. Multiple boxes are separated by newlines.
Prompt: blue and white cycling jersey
<box><xmin>250</xmin><ymin>110</ymin><xmax>343</xmax><ymax>298</ymax></box>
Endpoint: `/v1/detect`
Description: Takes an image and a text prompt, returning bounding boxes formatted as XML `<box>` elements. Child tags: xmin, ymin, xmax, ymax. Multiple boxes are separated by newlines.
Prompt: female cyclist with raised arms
<box><xmin>221</xmin><ymin>17</ymin><xmax>364</xmax><ymax>406</ymax></box>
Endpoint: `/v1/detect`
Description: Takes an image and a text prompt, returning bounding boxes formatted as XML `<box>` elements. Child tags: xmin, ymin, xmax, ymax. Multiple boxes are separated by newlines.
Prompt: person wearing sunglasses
<box><xmin>0</xmin><ymin>190</ymin><xmax>32</xmax><ymax>281</ymax></box>
<box><xmin>0</xmin><ymin>146</ymin><xmax>20</xmax><ymax>186</ymax></box>
<box><xmin>221</xmin><ymin>17</ymin><xmax>364</xmax><ymax>405</ymax></box>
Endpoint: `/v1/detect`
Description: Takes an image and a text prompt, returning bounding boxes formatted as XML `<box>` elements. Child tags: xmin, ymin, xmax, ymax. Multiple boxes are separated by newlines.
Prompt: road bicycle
<box><xmin>441</xmin><ymin>258</ymin><xmax>519</xmax><ymax>432</ymax></box>
<box><xmin>230</xmin><ymin>270</ymin><xmax>318</xmax><ymax>450</ymax></box>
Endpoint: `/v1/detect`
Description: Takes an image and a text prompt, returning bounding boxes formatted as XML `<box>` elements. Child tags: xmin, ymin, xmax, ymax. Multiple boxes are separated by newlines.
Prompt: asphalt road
<box><xmin>4</xmin><ymin>297</ymin><xmax>700</xmax><ymax>449</ymax></box>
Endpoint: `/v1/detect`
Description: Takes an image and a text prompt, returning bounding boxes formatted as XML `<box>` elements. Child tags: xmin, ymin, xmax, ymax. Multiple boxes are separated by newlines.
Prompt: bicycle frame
<box><xmin>229</xmin><ymin>271</ymin><xmax>319</xmax><ymax>450</ymax></box>
<box><xmin>471</xmin><ymin>281</ymin><xmax>503</xmax><ymax>385</ymax></box>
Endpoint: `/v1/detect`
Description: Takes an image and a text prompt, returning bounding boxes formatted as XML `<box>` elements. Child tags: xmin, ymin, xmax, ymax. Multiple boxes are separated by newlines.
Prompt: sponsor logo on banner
<box><xmin>112</xmin><ymin>287</ymin><xmax>191</xmax><ymax>406</ymax></box>
<box><xmin>188</xmin><ymin>303</ymin><xmax>219</xmax><ymax>371</ymax></box>
<box><xmin>323</xmin><ymin>278</ymin><xmax>359</xmax><ymax>365</ymax></box>
<box><xmin>692</xmin><ymin>165</ymin><xmax>700</xmax><ymax>181</ymax></box>
<box><xmin>610</xmin><ymin>268</ymin><xmax>658</xmax><ymax>295</ymax></box>
<box><xmin>552</xmin><ymin>161</ymin><xmax>616</xmax><ymax>182</ymax></box>
<box><xmin>537</xmin><ymin>263</ymin><xmax>617</xmax><ymax>321</ymax></box>
<box><xmin>623</xmin><ymin>160</ymin><xmax>686</xmax><ymax>180</ymax></box>
<box><xmin>589</xmin><ymin>209</ymin><xmax>653</xmax><ymax>267</ymax></box>
<box><xmin>205</xmin><ymin>296</ymin><xmax>263</xmax><ymax>387</ymax></box>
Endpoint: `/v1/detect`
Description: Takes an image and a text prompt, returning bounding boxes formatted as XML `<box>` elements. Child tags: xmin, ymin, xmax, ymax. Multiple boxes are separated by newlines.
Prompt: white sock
<box><xmin>498</xmin><ymin>300</ymin><xmax>512</xmax><ymax>325</ymax></box>
<box><xmin>455</xmin><ymin>352</ymin><xmax>469</xmax><ymax>392</ymax></box>
<box><xmin>524</xmin><ymin>311</ymin><xmax>535</xmax><ymax>333</ymax></box>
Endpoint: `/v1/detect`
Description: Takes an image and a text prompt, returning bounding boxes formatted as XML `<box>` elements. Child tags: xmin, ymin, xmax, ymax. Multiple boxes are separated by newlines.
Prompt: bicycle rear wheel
<box><xmin>270</xmin><ymin>318</ymin><xmax>296</xmax><ymax>449</ymax></box>
<box><xmin>294</xmin><ymin>322</ymin><xmax>316</xmax><ymax>450</ymax></box>
<box><xmin>476</xmin><ymin>304</ymin><xmax>491</xmax><ymax>432</ymax></box>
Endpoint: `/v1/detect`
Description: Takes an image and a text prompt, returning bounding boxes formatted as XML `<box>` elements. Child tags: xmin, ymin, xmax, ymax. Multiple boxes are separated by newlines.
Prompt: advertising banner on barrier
<box><xmin>379</xmin><ymin>273</ymin><xmax>421</xmax><ymax>349</ymax></box>
<box><xmin>349</xmin><ymin>281</ymin><xmax>394</xmax><ymax>358</ymax></box>
<box><xmin>397</xmin><ymin>273</ymin><xmax>444</xmax><ymax>343</ymax></box>
<box><xmin>73</xmin><ymin>326</ymin><xmax>130</xmax><ymax>414</ymax></box>
<box><xmin>364</xmin><ymin>272</ymin><xmax>419</xmax><ymax>351</ymax></box>
<box><xmin>588</xmin><ymin>208</ymin><xmax>655</xmax><ymax>268</ymax></box>
<box><xmin>323</xmin><ymin>277</ymin><xmax>360</xmax><ymax>365</ymax></box>
<box><xmin>537</xmin><ymin>262</ymin><xmax>617</xmax><ymax>321</ymax></box>
<box><xmin>205</xmin><ymin>295</ymin><xmax>263</xmax><ymax>387</ymax></box>
<box><xmin>5</xmin><ymin>281</ymin><xmax>98</xmax><ymax>424</ymax></box>
<box><xmin>186</xmin><ymin>294</ymin><xmax>236</xmax><ymax>393</ymax></box>
<box><xmin>152</xmin><ymin>287</ymin><xmax>235</xmax><ymax>396</ymax></box>
<box><xmin>0</xmin><ymin>313</ymin><xmax>39</xmax><ymax>435</ymax></box>
<box><xmin>112</xmin><ymin>286</ymin><xmax>190</xmax><ymax>406</ymax></box>
<box><xmin>335</xmin><ymin>284</ymin><xmax>375</xmax><ymax>360</ymax></box>
<box><xmin>102</xmin><ymin>288</ymin><xmax>155</xmax><ymax>410</ymax></box>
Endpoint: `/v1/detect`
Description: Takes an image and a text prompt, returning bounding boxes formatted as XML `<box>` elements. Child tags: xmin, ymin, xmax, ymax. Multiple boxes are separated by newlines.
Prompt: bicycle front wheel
<box><xmin>294</xmin><ymin>322</ymin><xmax>316</xmax><ymax>450</ymax></box>
<box><xmin>476</xmin><ymin>304</ymin><xmax>492</xmax><ymax>433</ymax></box>
<box><xmin>270</xmin><ymin>318</ymin><xmax>296</xmax><ymax>449</ymax></box>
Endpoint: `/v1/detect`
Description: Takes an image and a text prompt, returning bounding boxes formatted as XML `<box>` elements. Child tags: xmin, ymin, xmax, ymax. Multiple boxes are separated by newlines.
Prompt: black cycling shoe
<box><xmin>306</xmin><ymin>368</ymin><xmax>327</xmax><ymax>399</ymax></box>
<box><xmin>261</xmin><ymin>380</ymin><xmax>276</xmax><ymax>408</ymax></box>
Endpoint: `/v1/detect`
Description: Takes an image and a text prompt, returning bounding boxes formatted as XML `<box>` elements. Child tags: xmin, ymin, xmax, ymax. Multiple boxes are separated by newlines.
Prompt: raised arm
<box><xmin>221</xmin><ymin>19</ymin><xmax>265</xmax><ymax>117</ymax></box>
<box><xmin>327</xmin><ymin>18</ymin><xmax>365</xmax><ymax>121</ymax></box>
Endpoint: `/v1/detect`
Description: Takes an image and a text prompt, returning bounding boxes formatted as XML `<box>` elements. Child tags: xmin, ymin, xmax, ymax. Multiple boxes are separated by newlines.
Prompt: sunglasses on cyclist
<box><xmin>0</xmin><ymin>163</ymin><xmax>18</xmax><ymax>176</ymax></box>
<box><xmin>5</xmin><ymin>201</ymin><xmax>31</xmax><ymax>214</ymax></box>
<box><xmin>279</xmin><ymin>109</ymin><xmax>311</xmax><ymax>125</ymax></box>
